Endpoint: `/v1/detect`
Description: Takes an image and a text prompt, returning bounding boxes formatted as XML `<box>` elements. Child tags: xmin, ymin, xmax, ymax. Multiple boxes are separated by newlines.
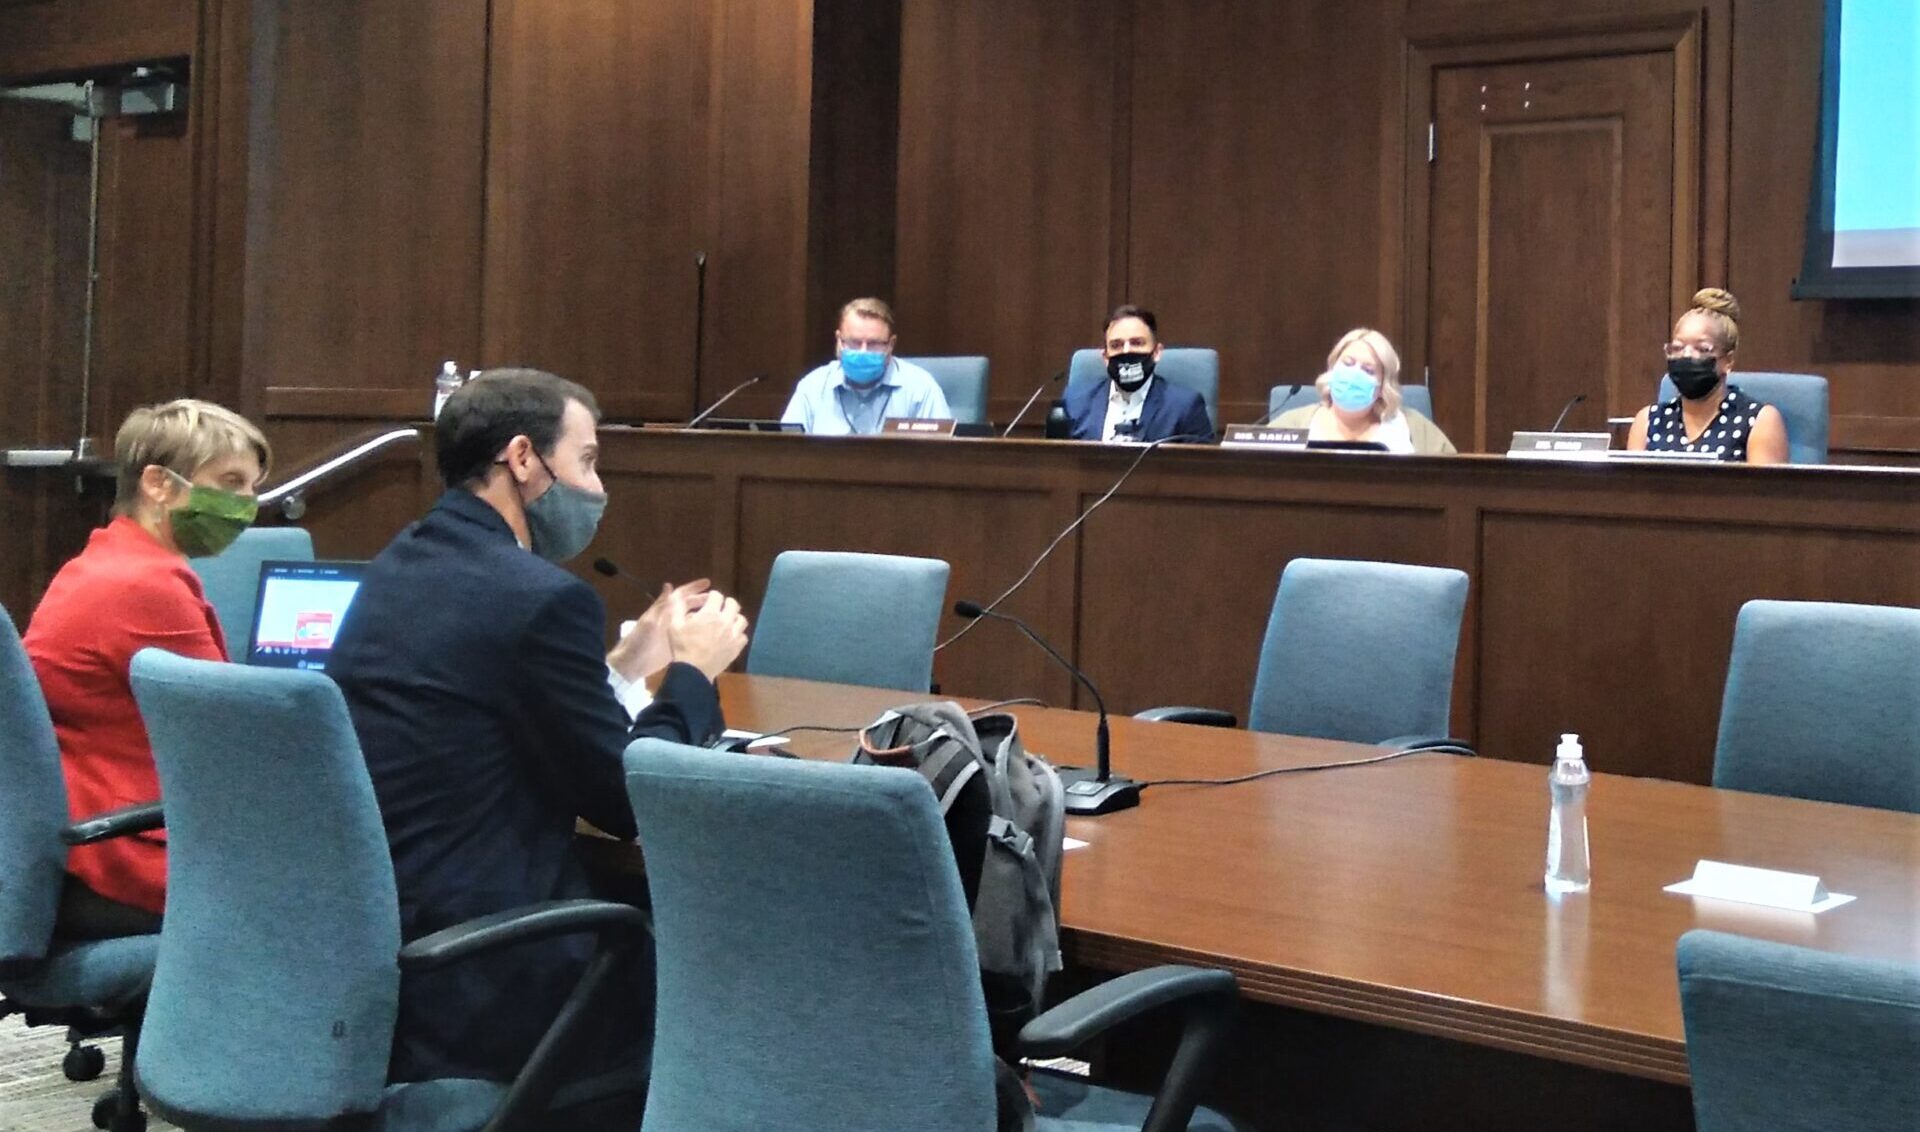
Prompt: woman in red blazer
<box><xmin>25</xmin><ymin>399</ymin><xmax>270</xmax><ymax>939</ymax></box>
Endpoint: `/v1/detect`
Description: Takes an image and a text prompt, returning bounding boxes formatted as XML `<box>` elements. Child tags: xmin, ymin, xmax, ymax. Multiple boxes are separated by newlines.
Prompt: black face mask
<box><xmin>1666</xmin><ymin>355</ymin><xmax>1721</xmax><ymax>401</ymax></box>
<box><xmin>1107</xmin><ymin>353</ymin><xmax>1155</xmax><ymax>393</ymax></box>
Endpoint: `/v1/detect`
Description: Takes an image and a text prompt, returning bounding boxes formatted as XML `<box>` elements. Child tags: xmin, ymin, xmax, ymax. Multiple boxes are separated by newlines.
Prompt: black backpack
<box><xmin>855</xmin><ymin>702</ymin><xmax>1067</xmax><ymax>1127</ymax></box>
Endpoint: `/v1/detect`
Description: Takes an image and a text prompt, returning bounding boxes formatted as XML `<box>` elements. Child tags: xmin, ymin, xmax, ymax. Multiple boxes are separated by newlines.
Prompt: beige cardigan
<box><xmin>1271</xmin><ymin>405</ymin><xmax>1458</xmax><ymax>455</ymax></box>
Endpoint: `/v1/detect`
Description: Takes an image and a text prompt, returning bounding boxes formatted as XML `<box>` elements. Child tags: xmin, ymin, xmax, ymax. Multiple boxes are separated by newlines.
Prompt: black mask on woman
<box><xmin>1666</xmin><ymin>355</ymin><xmax>1721</xmax><ymax>401</ymax></box>
<box><xmin>1107</xmin><ymin>353</ymin><xmax>1155</xmax><ymax>393</ymax></box>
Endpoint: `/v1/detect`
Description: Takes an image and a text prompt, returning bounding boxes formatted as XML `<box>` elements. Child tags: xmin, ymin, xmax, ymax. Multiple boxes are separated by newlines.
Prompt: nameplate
<box><xmin>1664</xmin><ymin>859</ymin><xmax>1856</xmax><ymax>914</ymax></box>
<box><xmin>1220</xmin><ymin>425</ymin><xmax>1308</xmax><ymax>450</ymax></box>
<box><xmin>1507</xmin><ymin>431</ymin><xmax>1611</xmax><ymax>460</ymax></box>
<box><xmin>881</xmin><ymin>417</ymin><xmax>958</xmax><ymax>438</ymax></box>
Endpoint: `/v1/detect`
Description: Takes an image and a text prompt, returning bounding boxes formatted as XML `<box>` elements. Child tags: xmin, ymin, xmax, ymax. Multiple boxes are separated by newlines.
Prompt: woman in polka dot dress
<box><xmin>1627</xmin><ymin>288</ymin><xmax>1789</xmax><ymax>464</ymax></box>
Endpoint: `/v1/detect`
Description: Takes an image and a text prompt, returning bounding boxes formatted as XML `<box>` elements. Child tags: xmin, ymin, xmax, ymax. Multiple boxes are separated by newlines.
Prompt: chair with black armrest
<box><xmin>904</xmin><ymin>355</ymin><xmax>992</xmax><ymax>425</ymax></box>
<box><xmin>1712</xmin><ymin>599</ymin><xmax>1920</xmax><ymax>813</ymax></box>
<box><xmin>0</xmin><ymin>603</ymin><xmax>156</xmax><ymax>1132</ymax></box>
<box><xmin>188</xmin><ymin>525</ymin><xmax>315</xmax><ymax>647</ymax></box>
<box><xmin>1136</xmin><ymin>557</ymin><xmax>1474</xmax><ymax>753</ymax></box>
<box><xmin>127</xmin><ymin>647</ymin><xmax>652</xmax><ymax>1132</ymax></box>
<box><xmin>625</xmin><ymin>738</ymin><xmax>1247</xmax><ymax>1131</ymax></box>
<box><xmin>1678</xmin><ymin>929</ymin><xmax>1920</xmax><ymax>1131</ymax></box>
<box><xmin>747</xmin><ymin>549</ymin><xmax>951</xmax><ymax>692</ymax></box>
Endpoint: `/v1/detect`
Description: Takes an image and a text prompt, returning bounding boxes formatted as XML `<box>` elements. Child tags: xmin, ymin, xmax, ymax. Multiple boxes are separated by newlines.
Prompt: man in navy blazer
<box><xmin>1063</xmin><ymin>305</ymin><xmax>1215</xmax><ymax>443</ymax></box>
<box><xmin>328</xmin><ymin>369</ymin><xmax>748</xmax><ymax>1097</ymax></box>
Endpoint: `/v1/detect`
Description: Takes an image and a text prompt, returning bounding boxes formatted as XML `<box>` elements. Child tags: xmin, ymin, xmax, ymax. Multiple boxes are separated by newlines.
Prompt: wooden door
<box><xmin>1425</xmin><ymin>53</ymin><xmax>1675</xmax><ymax>449</ymax></box>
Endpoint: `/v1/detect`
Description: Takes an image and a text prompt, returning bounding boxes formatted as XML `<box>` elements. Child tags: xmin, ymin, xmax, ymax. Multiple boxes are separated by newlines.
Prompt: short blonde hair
<box><xmin>1676</xmin><ymin>287</ymin><xmax>1741</xmax><ymax>354</ymax></box>
<box><xmin>113</xmin><ymin>399</ymin><xmax>272</xmax><ymax>514</ymax></box>
<box><xmin>838</xmin><ymin>297</ymin><xmax>897</xmax><ymax>334</ymax></box>
<box><xmin>1315</xmin><ymin>328</ymin><xmax>1404</xmax><ymax>419</ymax></box>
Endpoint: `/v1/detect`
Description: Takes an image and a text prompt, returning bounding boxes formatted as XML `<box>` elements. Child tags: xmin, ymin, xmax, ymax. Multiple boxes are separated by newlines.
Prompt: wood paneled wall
<box><xmin>245</xmin><ymin>0</ymin><xmax>488</xmax><ymax>421</ymax></box>
<box><xmin>893</xmin><ymin>0</ymin><xmax>1919</xmax><ymax>454</ymax></box>
<box><xmin>6</xmin><ymin>0</ymin><xmax>1918</xmax><ymax>619</ymax></box>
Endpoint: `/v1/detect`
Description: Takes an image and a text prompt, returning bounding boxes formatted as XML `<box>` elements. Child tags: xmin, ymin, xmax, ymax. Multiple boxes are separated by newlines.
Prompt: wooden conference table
<box><xmin>696</xmin><ymin>674</ymin><xmax>1920</xmax><ymax>1125</ymax></box>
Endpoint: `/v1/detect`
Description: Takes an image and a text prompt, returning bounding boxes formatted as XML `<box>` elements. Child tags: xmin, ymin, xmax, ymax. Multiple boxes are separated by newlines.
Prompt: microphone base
<box><xmin>1056</xmin><ymin>766</ymin><xmax>1141</xmax><ymax>816</ymax></box>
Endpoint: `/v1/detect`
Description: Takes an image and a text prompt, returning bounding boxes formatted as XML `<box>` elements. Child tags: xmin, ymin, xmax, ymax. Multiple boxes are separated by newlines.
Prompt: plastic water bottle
<box><xmin>432</xmin><ymin>360</ymin><xmax>463</xmax><ymax>420</ymax></box>
<box><xmin>1545</xmin><ymin>733</ymin><xmax>1591</xmax><ymax>894</ymax></box>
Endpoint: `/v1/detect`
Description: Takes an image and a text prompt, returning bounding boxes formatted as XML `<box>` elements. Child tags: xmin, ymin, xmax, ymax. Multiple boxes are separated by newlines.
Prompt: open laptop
<box><xmin>245</xmin><ymin>560</ymin><xmax>366</xmax><ymax>671</ymax></box>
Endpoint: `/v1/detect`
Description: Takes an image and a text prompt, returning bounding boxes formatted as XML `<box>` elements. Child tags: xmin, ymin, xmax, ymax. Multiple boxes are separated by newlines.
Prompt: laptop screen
<box><xmin>246</xmin><ymin>560</ymin><xmax>366</xmax><ymax>671</ymax></box>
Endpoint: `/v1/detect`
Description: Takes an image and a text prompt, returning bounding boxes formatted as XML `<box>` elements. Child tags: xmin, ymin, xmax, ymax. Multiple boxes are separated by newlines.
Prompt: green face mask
<box><xmin>166</xmin><ymin>471</ymin><xmax>258</xmax><ymax>558</ymax></box>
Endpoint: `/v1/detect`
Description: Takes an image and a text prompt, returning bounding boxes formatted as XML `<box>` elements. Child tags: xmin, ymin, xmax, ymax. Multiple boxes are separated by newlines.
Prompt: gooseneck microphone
<box><xmin>1253</xmin><ymin>383</ymin><xmax>1304</xmax><ymax>426</ymax></box>
<box><xmin>1001</xmin><ymin>371</ymin><xmax>1066</xmax><ymax>437</ymax></box>
<box><xmin>952</xmin><ymin>600</ymin><xmax>1139</xmax><ymax>816</ymax></box>
<box><xmin>1548</xmin><ymin>393</ymin><xmax>1588</xmax><ymax>433</ymax></box>
<box><xmin>686</xmin><ymin>373</ymin><xmax>766</xmax><ymax>429</ymax></box>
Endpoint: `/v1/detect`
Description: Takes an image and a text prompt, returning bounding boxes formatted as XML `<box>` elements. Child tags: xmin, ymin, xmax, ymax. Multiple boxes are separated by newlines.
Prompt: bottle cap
<box><xmin>1557</xmin><ymin>734</ymin><xmax>1584</xmax><ymax>762</ymax></box>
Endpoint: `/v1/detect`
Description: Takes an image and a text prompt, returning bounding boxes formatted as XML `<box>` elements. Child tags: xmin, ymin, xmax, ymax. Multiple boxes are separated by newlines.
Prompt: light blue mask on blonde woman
<box><xmin>1328</xmin><ymin>364</ymin><xmax>1380</xmax><ymax>413</ymax></box>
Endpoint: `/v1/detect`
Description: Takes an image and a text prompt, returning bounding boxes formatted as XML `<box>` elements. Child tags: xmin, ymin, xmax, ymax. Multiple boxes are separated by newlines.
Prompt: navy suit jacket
<box><xmin>328</xmin><ymin>489</ymin><xmax>724</xmax><ymax>1082</ymax></box>
<box><xmin>1063</xmin><ymin>375</ymin><xmax>1215</xmax><ymax>443</ymax></box>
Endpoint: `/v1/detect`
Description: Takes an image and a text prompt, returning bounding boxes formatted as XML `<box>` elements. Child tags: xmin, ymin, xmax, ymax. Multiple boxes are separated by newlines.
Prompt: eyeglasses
<box><xmin>1663</xmin><ymin>341</ymin><xmax>1722</xmax><ymax>360</ymax></box>
<box><xmin>839</xmin><ymin>337</ymin><xmax>892</xmax><ymax>353</ymax></box>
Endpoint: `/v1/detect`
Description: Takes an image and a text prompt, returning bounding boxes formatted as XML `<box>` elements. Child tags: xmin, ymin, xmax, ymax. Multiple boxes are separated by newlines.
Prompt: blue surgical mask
<box><xmin>840</xmin><ymin>349</ymin><xmax>888</xmax><ymax>387</ymax></box>
<box><xmin>1328</xmin><ymin>364</ymin><xmax>1380</xmax><ymax>413</ymax></box>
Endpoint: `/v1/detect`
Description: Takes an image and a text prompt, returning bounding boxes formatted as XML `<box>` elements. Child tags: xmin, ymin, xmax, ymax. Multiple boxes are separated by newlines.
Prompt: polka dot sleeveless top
<box><xmin>1645</xmin><ymin>387</ymin><xmax>1763</xmax><ymax>461</ymax></box>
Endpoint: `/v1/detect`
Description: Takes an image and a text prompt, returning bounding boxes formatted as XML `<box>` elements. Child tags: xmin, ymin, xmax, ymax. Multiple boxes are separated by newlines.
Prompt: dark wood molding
<box><xmin>263</xmin><ymin>386</ymin><xmax>425</xmax><ymax>420</ymax></box>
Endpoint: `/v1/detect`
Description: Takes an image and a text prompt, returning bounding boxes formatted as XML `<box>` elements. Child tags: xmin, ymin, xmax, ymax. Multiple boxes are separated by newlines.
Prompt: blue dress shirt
<box><xmin>780</xmin><ymin>357</ymin><xmax>953</xmax><ymax>435</ymax></box>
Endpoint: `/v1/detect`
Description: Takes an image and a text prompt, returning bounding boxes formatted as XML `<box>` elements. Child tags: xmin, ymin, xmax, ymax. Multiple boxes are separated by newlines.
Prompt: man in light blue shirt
<box><xmin>780</xmin><ymin>297</ymin><xmax>951</xmax><ymax>435</ymax></box>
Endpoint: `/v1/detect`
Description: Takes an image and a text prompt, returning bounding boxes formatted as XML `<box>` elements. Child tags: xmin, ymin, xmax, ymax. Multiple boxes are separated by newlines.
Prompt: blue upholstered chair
<box><xmin>1267</xmin><ymin>383</ymin><xmax>1433</xmax><ymax>422</ymax></box>
<box><xmin>1140</xmin><ymin>558</ymin><xmax>1471</xmax><ymax>748</ymax></box>
<box><xmin>624</xmin><ymin>739</ymin><xmax>1243</xmax><ymax>1131</ymax></box>
<box><xmin>128</xmin><ymin>649</ymin><xmax>651</xmax><ymax>1132</ymax></box>
<box><xmin>189</xmin><ymin>525</ymin><xmax>315</xmax><ymax>647</ymax></box>
<box><xmin>1654</xmin><ymin>372</ymin><xmax>1830</xmax><ymax>463</ymax></box>
<box><xmin>1069</xmin><ymin>347</ymin><xmax>1222</xmax><ymax>430</ymax></box>
<box><xmin>0</xmin><ymin>604</ymin><xmax>156</xmax><ymax>1132</ymax></box>
<box><xmin>904</xmin><ymin>356</ymin><xmax>991</xmax><ymax>425</ymax></box>
<box><xmin>746</xmin><ymin>550</ymin><xmax>950</xmax><ymax>691</ymax></box>
<box><xmin>1678</xmin><ymin>930</ymin><xmax>1920</xmax><ymax>1132</ymax></box>
<box><xmin>1712</xmin><ymin>599</ymin><xmax>1920</xmax><ymax>813</ymax></box>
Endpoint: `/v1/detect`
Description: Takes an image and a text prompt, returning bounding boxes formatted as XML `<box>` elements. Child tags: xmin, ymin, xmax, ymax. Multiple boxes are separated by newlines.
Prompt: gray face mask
<box><xmin>522</xmin><ymin>452</ymin><xmax>607</xmax><ymax>563</ymax></box>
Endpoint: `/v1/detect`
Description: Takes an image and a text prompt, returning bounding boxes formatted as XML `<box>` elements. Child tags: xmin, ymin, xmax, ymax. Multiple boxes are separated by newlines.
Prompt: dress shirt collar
<box><xmin>828</xmin><ymin>358</ymin><xmax>901</xmax><ymax>394</ymax></box>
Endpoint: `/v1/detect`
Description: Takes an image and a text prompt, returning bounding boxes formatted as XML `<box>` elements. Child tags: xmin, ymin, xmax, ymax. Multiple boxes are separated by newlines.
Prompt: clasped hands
<box><xmin>607</xmin><ymin>578</ymin><xmax>750</xmax><ymax>684</ymax></box>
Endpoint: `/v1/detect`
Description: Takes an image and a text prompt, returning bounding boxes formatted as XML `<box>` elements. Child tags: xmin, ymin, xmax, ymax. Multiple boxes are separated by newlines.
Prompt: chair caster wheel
<box><xmin>65</xmin><ymin>1042</ymin><xmax>106</xmax><ymax>1081</ymax></box>
<box><xmin>91</xmin><ymin>1089</ymin><xmax>146</xmax><ymax>1131</ymax></box>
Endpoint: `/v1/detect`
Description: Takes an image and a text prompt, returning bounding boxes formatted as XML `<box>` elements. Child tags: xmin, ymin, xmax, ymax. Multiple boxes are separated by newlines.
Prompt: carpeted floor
<box><xmin>0</xmin><ymin>1014</ymin><xmax>175</xmax><ymax>1132</ymax></box>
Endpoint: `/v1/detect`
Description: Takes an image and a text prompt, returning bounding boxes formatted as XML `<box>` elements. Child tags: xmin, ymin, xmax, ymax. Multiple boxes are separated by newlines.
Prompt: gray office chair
<box><xmin>128</xmin><ymin>649</ymin><xmax>651</xmax><ymax>1132</ymax></box>
<box><xmin>189</xmin><ymin>526</ymin><xmax>315</xmax><ymax>647</ymax></box>
<box><xmin>625</xmin><ymin>739</ymin><xmax>1244</xmax><ymax>1131</ymax></box>
<box><xmin>1141</xmin><ymin>557</ymin><xmax>1471</xmax><ymax>749</ymax></box>
<box><xmin>905</xmin><ymin>356</ymin><xmax>991</xmax><ymax>425</ymax></box>
<box><xmin>1653</xmin><ymin>372</ymin><xmax>1829</xmax><ymax>463</ymax></box>
<box><xmin>1712</xmin><ymin>599</ymin><xmax>1920</xmax><ymax>813</ymax></box>
<box><xmin>0</xmin><ymin>604</ymin><xmax>156</xmax><ymax>1132</ymax></box>
<box><xmin>1678</xmin><ymin>930</ymin><xmax>1920</xmax><ymax>1132</ymax></box>
<box><xmin>746</xmin><ymin>550</ymin><xmax>950</xmax><ymax>691</ymax></box>
<box><xmin>1069</xmin><ymin>347</ymin><xmax>1221</xmax><ymax>430</ymax></box>
<box><xmin>1267</xmin><ymin>382</ymin><xmax>1433</xmax><ymax>423</ymax></box>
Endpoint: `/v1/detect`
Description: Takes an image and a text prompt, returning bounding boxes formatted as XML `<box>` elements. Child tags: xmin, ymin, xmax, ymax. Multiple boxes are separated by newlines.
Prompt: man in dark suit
<box><xmin>1063</xmin><ymin>305</ymin><xmax>1214</xmax><ymax>443</ymax></box>
<box><xmin>327</xmin><ymin>368</ymin><xmax>749</xmax><ymax>1097</ymax></box>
